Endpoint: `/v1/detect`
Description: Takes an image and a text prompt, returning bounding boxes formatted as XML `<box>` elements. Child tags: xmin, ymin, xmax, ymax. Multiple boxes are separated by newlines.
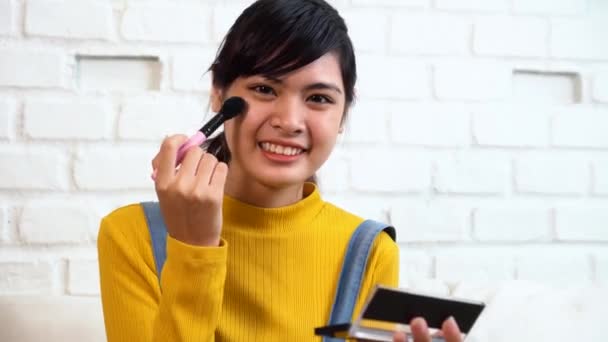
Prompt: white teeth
<box><xmin>260</xmin><ymin>142</ymin><xmax>303</xmax><ymax>156</ymax></box>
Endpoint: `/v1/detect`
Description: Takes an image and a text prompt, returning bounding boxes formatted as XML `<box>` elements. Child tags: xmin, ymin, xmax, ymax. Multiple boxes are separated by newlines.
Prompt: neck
<box><xmin>224</xmin><ymin>171</ymin><xmax>305</xmax><ymax>208</ymax></box>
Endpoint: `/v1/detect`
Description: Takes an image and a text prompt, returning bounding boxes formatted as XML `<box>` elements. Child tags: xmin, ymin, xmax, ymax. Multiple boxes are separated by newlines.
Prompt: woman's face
<box><xmin>212</xmin><ymin>53</ymin><xmax>346</xmax><ymax>190</ymax></box>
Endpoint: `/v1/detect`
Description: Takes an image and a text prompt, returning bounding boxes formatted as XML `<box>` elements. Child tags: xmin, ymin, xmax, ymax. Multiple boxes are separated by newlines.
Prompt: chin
<box><xmin>255</xmin><ymin>172</ymin><xmax>311</xmax><ymax>189</ymax></box>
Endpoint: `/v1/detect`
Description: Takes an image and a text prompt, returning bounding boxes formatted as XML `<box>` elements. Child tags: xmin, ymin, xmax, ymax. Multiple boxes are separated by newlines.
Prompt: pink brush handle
<box><xmin>151</xmin><ymin>131</ymin><xmax>207</xmax><ymax>180</ymax></box>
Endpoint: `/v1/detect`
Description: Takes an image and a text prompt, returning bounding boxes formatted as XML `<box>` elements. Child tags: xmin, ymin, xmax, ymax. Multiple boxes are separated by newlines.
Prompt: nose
<box><xmin>269</xmin><ymin>97</ymin><xmax>305</xmax><ymax>135</ymax></box>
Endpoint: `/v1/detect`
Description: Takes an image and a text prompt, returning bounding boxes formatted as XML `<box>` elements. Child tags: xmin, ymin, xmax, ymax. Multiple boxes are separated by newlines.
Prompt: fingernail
<box><xmin>411</xmin><ymin>317</ymin><xmax>427</xmax><ymax>328</ymax></box>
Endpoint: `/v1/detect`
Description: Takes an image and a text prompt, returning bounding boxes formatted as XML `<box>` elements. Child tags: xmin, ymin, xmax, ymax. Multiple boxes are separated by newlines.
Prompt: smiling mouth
<box><xmin>258</xmin><ymin>142</ymin><xmax>306</xmax><ymax>156</ymax></box>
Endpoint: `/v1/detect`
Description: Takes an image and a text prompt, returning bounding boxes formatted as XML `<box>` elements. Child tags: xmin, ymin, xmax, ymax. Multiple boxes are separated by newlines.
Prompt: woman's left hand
<box><xmin>393</xmin><ymin>317</ymin><xmax>462</xmax><ymax>342</ymax></box>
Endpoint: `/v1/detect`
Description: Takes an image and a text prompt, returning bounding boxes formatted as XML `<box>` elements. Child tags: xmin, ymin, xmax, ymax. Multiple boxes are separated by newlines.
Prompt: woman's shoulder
<box><xmin>322</xmin><ymin>200</ymin><xmax>397</xmax><ymax>248</ymax></box>
<box><xmin>98</xmin><ymin>203</ymin><xmax>151</xmax><ymax>249</ymax></box>
<box><xmin>320</xmin><ymin>201</ymin><xmax>365</xmax><ymax>226</ymax></box>
<box><xmin>101</xmin><ymin>203</ymin><xmax>148</xmax><ymax>229</ymax></box>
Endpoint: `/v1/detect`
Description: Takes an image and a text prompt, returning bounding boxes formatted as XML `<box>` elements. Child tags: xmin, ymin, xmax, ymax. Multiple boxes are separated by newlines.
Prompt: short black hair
<box><xmin>210</xmin><ymin>0</ymin><xmax>357</xmax><ymax>106</ymax></box>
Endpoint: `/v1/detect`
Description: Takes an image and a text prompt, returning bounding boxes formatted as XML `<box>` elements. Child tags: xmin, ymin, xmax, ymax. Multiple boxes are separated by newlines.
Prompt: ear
<box><xmin>210</xmin><ymin>86</ymin><xmax>223</xmax><ymax>113</ymax></box>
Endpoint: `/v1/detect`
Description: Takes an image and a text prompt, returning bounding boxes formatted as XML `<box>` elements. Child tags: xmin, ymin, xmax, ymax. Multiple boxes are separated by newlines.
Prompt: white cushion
<box><xmin>0</xmin><ymin>295</ymin><xmax>106</xmax><ymax>342</ymax></box>
<box><xmin>456</xmin><ymin>280</ymin><xmax>608</xmax><ymax>341</ymax></box>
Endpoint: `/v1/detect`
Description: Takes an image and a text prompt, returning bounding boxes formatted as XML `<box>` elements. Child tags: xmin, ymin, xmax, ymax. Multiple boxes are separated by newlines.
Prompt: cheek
<box><xmin>223</xmin><ymin>111</ymin><xmax>263</xmax><ymax>148</ymax></box>
<box><xmin>311</xmin><ymin>120</ymin><xmax>341</xmax><ymax>149</ymax></box>
<box><xmin>221</xmin><ymin>121</ymin><xmax>235</xmax><ymax>153</ymax></box>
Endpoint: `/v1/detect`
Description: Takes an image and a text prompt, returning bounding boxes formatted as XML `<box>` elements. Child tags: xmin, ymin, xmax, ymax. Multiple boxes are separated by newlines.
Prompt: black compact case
<box><xmin>315</xmin><ymin>285</ymin><xmax>485</xmax><ymax>341</ymax></box>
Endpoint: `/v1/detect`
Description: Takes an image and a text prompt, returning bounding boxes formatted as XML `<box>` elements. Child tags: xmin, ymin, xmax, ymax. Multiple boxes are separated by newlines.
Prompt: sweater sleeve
<box><xmin>97</xmin><ymin>205</ymin><xmax>228</xmax><ymax>342</ymax></box>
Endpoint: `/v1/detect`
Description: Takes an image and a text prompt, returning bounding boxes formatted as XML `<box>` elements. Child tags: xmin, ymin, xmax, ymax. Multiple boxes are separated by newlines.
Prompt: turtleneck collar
<box><xmin>222</xmin><ymin>182</ymin><xmax>325</xmax><ymax>232</ymax></box>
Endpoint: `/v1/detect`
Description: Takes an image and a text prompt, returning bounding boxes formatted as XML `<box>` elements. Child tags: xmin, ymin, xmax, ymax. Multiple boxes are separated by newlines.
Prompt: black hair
<box><xmin>205</xmin><ymin>0</ymin><xmax>356</xmax><ymax>178</ymax></box>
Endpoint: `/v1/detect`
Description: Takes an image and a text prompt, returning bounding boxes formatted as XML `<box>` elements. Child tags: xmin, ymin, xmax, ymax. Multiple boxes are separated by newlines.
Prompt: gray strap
<box><xmin>140</xmin><ymin>201</ymin><xmax>167</xmax><ymax>284</ymax></box>
<box><xmin>323</xmin><ymin>220</ymin><xmax>396</xmax><ymax>342</ymax></box>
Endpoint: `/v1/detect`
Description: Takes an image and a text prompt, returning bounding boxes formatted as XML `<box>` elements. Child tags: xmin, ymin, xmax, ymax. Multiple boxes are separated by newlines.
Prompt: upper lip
<box><xmin>259</xmin><ymin>139</ymin><xmax>308</xmax><ymax>150</ymax></box>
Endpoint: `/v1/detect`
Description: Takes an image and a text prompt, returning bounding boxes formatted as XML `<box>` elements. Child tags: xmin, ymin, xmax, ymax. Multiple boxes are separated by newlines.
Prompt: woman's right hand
<box><xmin>151</xmin><ymin>135</ymin><xmax>229</xmax><ymax>247</ymax></box>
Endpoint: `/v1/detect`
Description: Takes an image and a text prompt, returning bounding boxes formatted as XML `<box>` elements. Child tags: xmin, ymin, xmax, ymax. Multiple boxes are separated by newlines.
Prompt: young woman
<box><xmin>97</xmin><ymin>0</ymin><xmax>462</xmax><ymax>341</ymax></box>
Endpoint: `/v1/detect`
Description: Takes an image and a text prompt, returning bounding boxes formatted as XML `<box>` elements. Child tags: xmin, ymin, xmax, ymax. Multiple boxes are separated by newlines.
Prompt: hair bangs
<box><xmin>212</xmin><ymin>0</ymin><xmax>345</xmax><ymax>86</ymax></box>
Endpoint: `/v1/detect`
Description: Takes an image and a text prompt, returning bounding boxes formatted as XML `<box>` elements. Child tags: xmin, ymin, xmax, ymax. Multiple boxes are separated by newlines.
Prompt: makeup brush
<box><xmin>151</xmin><ymin>96</ymin><xmax>246</xmax><ymax>180</ymax></box>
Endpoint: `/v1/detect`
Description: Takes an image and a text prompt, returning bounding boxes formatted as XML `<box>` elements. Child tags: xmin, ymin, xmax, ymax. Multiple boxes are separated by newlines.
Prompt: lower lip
<box><xmin>260</xmin><ymin>147</ymin><xmax>304</xmax><ymax>163</ymax></box>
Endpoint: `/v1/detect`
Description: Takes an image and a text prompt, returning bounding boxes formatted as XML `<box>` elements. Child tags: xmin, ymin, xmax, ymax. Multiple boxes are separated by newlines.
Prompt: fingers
<box><xmin>154</xmin><ymin>133</ymin><xmax>227</xmax><ymax>204</ymax></box>
<box><xmin>193</xmin><ymin>153</ymin><xmax>228</xmax><ymax>203</ymax></box>
<box><xmin>441</xmin><ymin>317</ymin><xmax>462</xmax><ymax>342</ymax></box>
<box><xmin>178</xmin><ymin>145</ymin><xmax>204</xmax><ymax>180</ymax></box>
<box><xmin>195</xmin><ymin>153</ymin><xmax>219</xmax><ymax>186</ymax></box>
<box><xmin>392</xmin><ymin>331</ymin><xmax>407</xmax><ymax>342</ymax></box>
<box><xmin>410</xmin><ymin>318</ymin><xmax>431</xmax><ymax>342</ymax></box>
<box><xmin>209</xmin><ymin>162</ymin><xmax>228</xmax><ymax>194</ymax></box>
<box><xmin>407</xmin><ymin>317</ymin><xmax>462</xmax><ymax>342</ymax></box>
<box><xmin>155</xmin><ymin>135</ymin><xmax>188</xmax><ymax>187</ymax></box>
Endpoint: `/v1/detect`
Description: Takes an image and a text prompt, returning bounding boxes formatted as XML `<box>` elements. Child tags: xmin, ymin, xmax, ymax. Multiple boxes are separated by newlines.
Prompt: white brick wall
<box><xmin>390</xmin><ymin>104</ymin><xmax>471</xmax><ymax>147</ymax></box>
<box><xmin>73</xmin><ymin>146</ymin><xmax>156</xmax><ymax>190</ymax></box>
<box><xmin>0</xmin><ymin>49</ymin><xmax>66</xmax><ymax>88</ymax></box>
<box><xmin>434</xmin><ymin>152</ymin><xmax>508</xmax><ymax>195</ymax></box>
<box><xmin>473</xmin><ymin>207</ymin><xmax>550</xmax><ymax>242</ymax></box>
<box><xmin>399</xmin><ymin>251</ymin><xmax>433</xmax><ymax>284</ymax></box>
<box><xmin>67</xmin><ymin>259</ymin><xmax>100</xmax><ymax>296</ymax></box>
<box><xmin>352</xmin><ymin>0</ymin><xmax>426</xmax><ymax>8</ymax></box>
<box><xmin>357</xmin><ymin>56</ymin><xmax>429</xmax><ymax>99</ymax></box>
<box><xmin>24</xmin><ymin>99</ymin><xmax>113</xmax><ymax>140</ymax></box>
<box><xmin>0</xmin><ymin>0</ymin><xmax>14</xmax><ymax>36</ymax></box>
<box><xmin>593</xmin><ymin>70</ymin><xmax>608</xmax><ymax>102</ymax></box>
<box><xmin>435</xmin><ymin>249</ymin><xmax>514</xmax><ymax>283</ymax></box>
<box><xmin>343</xmin><ymin>10</ymin><xmax>388</xmax><ymax>53</ymax></box>
<box><xmin>474</xmin><ymin>16</ymin><xmax>548</xmax><ymax>57</ymax></box>
<box><xmin>18</xmin><ymin>202</ymin><xmax>98</xmax><ymax>244</ymax></box>
<box><xmin>551</xmin><ymin>18</ymin><xmax>608</xmax><ymax>60</ymax></box>
<box><xmin>515</xmin><ymin>249</ymin><xmax>592</xmax><ymax>284</ymax></box>
<box><xmin>597</xmin><ymin>253</ymin><xmax>608</xmax><ymax>284</ymax></box>
<box><xmin>0</xmin><ymin>262</ymin><xmax>55</xmax><ymax>294</ymax></box>
<box><xmin>392</xmin><ymin>204</ymin><xmax>470</xmax><ymax>242</ymax></box>
<box><xmin>555</xmin><ymin>207</ymin><xmax>608</xmax><ymax>241</ymax></box>
<box><xmin>25</xmin><ymin>0</ymin><xmax>114</xmax><ymax>40</ymax></box>
<box><xmin>351</xmin><ymin>149</ymin><xmax>430</xmax><ymax>192</ymax></box>
<box><xmin>513</xmin><ymin>0</ymin><xmax>587</xmax><ymax>15</ymax></box>
<box><xmin>119</xmin><ymin>96</ymin><xmax>205</xmax><ymax>140</ymax></box>
<box><xmin>514</xmin><ymin>155</ymin><xmax>589</xmax><ymax>195</ymax></box>
<box><xmin>343</xmin><ymin>99</ymin><xmax>389</xmax><ymax>144</ymax></box>
<box><xmin>594</xmin><ymin>160</ymin><xmax>608</xmax><ymax>195</ymax></box>
<box><xmin>212</xmin><ymin>5</ymin><xmax>245</xmax><ymax>44</ymax></box>
<box><xmin>552</xmin><ymin>108</ymin><xmax>608</xmax><ymax>148</ymax></box>
<box><xmin>0</xmin><ymin>99</ymin><xmax>15</xmax><ymax>140</ymax></box>
<box><xmin>0</xmin><ymin>146</ymin><xmax>70</xmax><ymax>190</ymax></box>
<box><xmin>121</xmin><ymin>4</ymin><xmax>212</xmax><ymax>43</ymax></box>
<box><xmin>434</xmin><ymin>62</ymin><xmax>512</xmax><ymax>101</ymax></box>
<box><xmin>434</xmin><ymin>0</ymin><xmax>508</xmax><ymax>11</ymax></box>
<box><xmin>172</xmin><ymin>50</ymin><xmax>216</xmax><ymax>92</ymax></box>
<box><xmin>1</xmin><ymin>1</ymin><xmax>607</xmax><ymax>333</ymax></box>
<box><xmin>472</xmin><ymin>105</ymin><xmax>549</xmax><ymax>147</ymax></box>
<box><xmin>0</xmin><ymin>206</ymin><xmax>6</xmax><ymax>242</ymax></box>
<box><xmin>390</xmin><ymin>13</ymin><xmax>470</xmax><ymax>56</ymax></box>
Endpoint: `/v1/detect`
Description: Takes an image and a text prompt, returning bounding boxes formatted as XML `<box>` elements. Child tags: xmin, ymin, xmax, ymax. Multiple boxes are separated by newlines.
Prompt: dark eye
<box><xmin>251</xmin><ymin>85</ymin><xmax>276</xmax><ymax>95</ymax></box>
<box><xmin>308</xmin><ymin>94</ymin><xmax>334</xmax><ymax>104</ymax></box>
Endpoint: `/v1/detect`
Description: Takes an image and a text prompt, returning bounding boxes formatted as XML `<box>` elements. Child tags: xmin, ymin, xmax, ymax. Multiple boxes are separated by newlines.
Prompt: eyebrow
<box><xmin>263</xmin><ymin>76</ymin><xmax>343</xmax><ymax>95</ymax></box>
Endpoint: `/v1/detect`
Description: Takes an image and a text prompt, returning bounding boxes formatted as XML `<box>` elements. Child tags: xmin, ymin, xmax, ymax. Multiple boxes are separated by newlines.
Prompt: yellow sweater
<box><xmin>98</xmin><ymin>183</ymin><xmax>399</xmax><ymax>341</ymax></box>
